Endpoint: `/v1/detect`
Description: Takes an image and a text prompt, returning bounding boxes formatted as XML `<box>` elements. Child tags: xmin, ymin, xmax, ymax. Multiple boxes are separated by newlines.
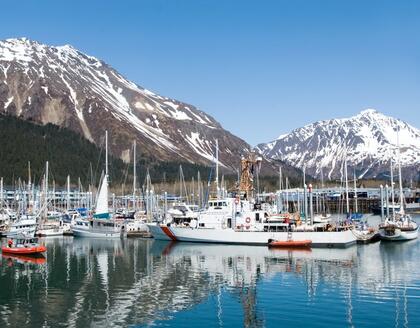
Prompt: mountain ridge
<box><xmin>0</xmin><ymin>37</ymin><xmax>250</xmax><ymax>171</ymax></box>
<box><xmin>256</xmin><ymin>109</ymin><xmax>420</xmax><ymax>180</ymax></box>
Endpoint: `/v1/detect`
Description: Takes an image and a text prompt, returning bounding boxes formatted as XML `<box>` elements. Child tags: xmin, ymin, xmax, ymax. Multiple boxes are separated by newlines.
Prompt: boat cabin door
<box><xmin>227</xmin><ymin>218</ymin><xmax>232</xmax><ymax>228</ymax></box>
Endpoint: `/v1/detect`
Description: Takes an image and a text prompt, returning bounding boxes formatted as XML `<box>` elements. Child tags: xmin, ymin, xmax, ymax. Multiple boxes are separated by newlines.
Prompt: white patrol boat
<box><xmin>148</xmin><ymin>198</ymin><xmax>356</xmax><ymax>248</ymax></box>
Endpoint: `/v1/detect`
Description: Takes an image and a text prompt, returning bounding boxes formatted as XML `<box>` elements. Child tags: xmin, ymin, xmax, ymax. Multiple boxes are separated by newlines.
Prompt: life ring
<box><xmin>245</xmin><ymin>217</ymin><xmax>251</xmax><ymax>224</ymax></box>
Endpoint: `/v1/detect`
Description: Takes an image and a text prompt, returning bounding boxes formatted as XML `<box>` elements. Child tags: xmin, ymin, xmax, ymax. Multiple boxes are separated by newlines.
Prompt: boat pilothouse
<box><xmin>187</xmin><ymin>199</ymin><xmax>236</xmax><ymax>229</ymax></box>
<box><xmin>168</xmin><ymin>203</ymin><xmax>200</xmax><ymax>226</ymax></box>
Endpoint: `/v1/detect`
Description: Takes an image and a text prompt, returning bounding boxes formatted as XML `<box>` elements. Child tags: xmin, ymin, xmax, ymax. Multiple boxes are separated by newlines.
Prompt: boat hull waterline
<box><xmin>72</xmin><ymin>227</ymin><xmax>125</xmax><ymax>239</ymax></box>
<box><xmin>148</xmin><ymin>225</ymin><xmax>356</xmax><ymax>248</ymax></box>
<box><xmin>1</xmin><ymin>245</ymin><xmax>47</xmax><ymax>255</ymax></box>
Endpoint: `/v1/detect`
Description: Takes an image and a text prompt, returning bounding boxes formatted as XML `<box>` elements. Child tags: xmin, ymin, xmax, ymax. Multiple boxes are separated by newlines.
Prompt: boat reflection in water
<box><xmin>2</xmin><ymin>253</ymin><xmax>46</xmax><ymax>265</ymax></box>
<box><xmin>0</xmin><ymin>238</ymin><xmax>419</xmax><ymax>327</ymax></box>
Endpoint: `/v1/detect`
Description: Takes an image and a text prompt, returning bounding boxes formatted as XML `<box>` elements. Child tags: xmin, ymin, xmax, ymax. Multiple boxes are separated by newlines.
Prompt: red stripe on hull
<box><xmin>160</xmin><ymin>226</ymin><xmax>177</xmax><ymax>241</ymax></box>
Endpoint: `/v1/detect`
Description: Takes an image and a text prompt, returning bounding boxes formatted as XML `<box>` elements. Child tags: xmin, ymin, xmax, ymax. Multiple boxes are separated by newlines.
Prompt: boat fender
<box><xmin>245</xmin><ymin>217</ymin><xmax>251</xmax><ymax>224</ymax></box>
<box><xmin>246</xmin><ymin>225</ymin><xmax>250</xmax><ymax>230</ymax></box>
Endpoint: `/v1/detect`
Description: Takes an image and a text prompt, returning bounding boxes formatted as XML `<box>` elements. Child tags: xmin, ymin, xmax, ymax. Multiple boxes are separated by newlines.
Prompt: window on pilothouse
<box><xmin>255</xmin><ymin>213</ymin><xmax>260</xmax><ymax>222</ymax></box>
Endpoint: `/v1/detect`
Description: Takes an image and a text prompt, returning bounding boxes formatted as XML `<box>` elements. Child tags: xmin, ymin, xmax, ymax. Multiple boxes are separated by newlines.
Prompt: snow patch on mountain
<box><xmin>0</xmin><ymin>37</ymin><xmax>249</xmax><ymax>169</ymax></box>
<box><xmin>257</xmin><ymin>109</ymin><xmax>420</xmax><ymax>179</ymax></box>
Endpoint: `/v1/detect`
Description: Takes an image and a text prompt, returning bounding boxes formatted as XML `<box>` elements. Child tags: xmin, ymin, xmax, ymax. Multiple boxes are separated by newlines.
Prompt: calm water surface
<box><xmin>1</xmin><ymin>216</ymin><xmax>420</xmax><ymax>327</ymax></box>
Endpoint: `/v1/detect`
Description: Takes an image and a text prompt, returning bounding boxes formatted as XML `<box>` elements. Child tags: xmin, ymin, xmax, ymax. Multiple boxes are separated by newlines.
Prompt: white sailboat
<box><xmin>379</xmin><ymin>132</ymin><xmax>418</xmax><ymax>241</ymax></box>
<box><xmin>72</xmin><ymin>131</ymin><xmax>126</xmax><ymax>238</ymax></box>
<box><xmin>36</xmin><ymin>161</ymin><xmax>65</xmax><ymax>237</ymax></box>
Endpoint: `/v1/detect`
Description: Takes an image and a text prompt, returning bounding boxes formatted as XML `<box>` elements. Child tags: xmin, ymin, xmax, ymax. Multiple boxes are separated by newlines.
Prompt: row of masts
<box><xmin>0</xmin><ymin>134</ymin><xmax>226</xmax><ymax>216</ymax></box>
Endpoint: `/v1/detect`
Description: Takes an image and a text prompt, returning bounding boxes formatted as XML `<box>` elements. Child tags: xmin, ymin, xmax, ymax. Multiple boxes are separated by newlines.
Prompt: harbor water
<box><xmin>1</xmin><ymin>216</ymin><xmax>420</xmax><ymax>327</ymax></box>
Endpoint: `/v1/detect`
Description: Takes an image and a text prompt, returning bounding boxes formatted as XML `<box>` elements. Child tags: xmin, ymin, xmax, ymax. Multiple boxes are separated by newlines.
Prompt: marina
<box><xmin>1</xmin><ymin>222</ymin><xmax>419</xmax><ymax>327</ymax></box>
<box><xmin>1</xmin><ymin>2</ymin><xmax>420</xmax><ymax>327</ymax></box>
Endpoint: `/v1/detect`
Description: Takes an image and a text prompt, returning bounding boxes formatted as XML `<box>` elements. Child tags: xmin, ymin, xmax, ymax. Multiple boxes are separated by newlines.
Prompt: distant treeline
<box><xmin>0</xmin><ymin>115</ymin><xmax>213</xmax><ymax>188</ymax></box>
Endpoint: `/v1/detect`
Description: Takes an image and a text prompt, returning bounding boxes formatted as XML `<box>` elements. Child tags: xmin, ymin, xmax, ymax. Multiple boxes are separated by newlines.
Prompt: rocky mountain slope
<box><xmin>256</xmin><ymin>109</ymin><xmax>420</xmax><ymax>180</ymax></box>
<box><xmin>0</xmin><ymin>38</ymin><xmax>250</xmax><ymax>171</ymax></box>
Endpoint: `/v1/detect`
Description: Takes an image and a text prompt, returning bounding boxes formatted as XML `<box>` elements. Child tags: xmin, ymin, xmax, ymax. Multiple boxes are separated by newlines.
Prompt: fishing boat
<box><xmin>72</xmin><ymin>131</ymin><xmax>126</xmax><ymax>239</ymax></box>
<box><xmin>2</xmin><ymin>235</ymin><xmax>46</xmax><ymax>255</ymax></box>
<box><xmin>36</xmin><ymin>222</ymin><xmax>64</xmax><ymax>237</ymax></box>
<box><xmin>6</xmin><ymin>215</ymin><xmax>37</xmax><ymax>238</ymax></box>
<box><xmin>0</xmin><ymin>208</ymin><xmax>13</xmax><ymax>237</ymax></box>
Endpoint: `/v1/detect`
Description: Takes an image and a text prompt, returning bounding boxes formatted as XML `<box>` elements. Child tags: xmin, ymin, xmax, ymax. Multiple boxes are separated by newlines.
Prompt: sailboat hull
<box><xmin>379</xmin><ymin>226</ymin><xmax>418</xmax><ymax>241</ymax></box>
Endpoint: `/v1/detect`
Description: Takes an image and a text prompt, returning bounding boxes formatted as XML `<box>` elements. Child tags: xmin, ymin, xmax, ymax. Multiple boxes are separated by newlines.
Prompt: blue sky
<box><xmin>1</xmin><ymin>0</ymin><xmax>419</xmax><ymax>145</ymax></box>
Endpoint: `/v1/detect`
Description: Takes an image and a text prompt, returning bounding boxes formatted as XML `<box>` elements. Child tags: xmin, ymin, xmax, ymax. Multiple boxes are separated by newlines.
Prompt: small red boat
<box><xmin>268</xmin><ymin>239</ymin><xmax>312</xmax><ymax>248</ymax></box>
<box><xmin>2</xmin><ymin>236</ymin><xmax>47</xmax><ymax>255</ymax></box>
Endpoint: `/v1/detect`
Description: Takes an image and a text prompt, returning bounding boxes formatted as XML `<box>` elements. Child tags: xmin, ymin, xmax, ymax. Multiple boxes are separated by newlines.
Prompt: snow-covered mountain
<box><xmin>256</xmin><ymin>109</ymin><xmax>420</xmax><ymax>180</ymax></box>
<box><xmin>0</xmin><ymin>38</ymin><xmax>250</xmax><ymax>170</ymax></box>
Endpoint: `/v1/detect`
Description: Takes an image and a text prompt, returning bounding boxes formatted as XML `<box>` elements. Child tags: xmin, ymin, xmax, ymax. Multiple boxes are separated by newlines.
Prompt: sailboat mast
<box><xmin>44</xmin><ymin>161</ymin><xmax>49</xmax><ymax>219</ymax></box>
<box><xmin>344</xmin><ymin>157</ymin><xmax>349</xmax><ymax>214</ymax></box>
<box><xmin>354</xmin><ymin>171</ymin><xmax>358</xmax><ymax>213</ymax></box>
<box><xmin>105</xmin><ymin>130</ymin><xmax>109</xmax><ymax>177</ymax></box>
<box><xmin>133</xmin><ymin>140</ymin><xmax>136</xmax><ymax>210</ymax></box>
<box><xmin>215</xmin><ymin>139</ymin><xmax>219</xmax><ymax>199</ymax></box>
<box><xmin>0</xmin><ymin>177</ymin><xmax>3</xmax><ymax>208</ymax></box>
<box><xmin>26</xmin><ymin>161</ymin><xmax>31</xmax><ymax>212</ymax></box>
<box><xmin>279</xmin><ymin>166</ymin><xmax>282</xmax><ymax>191</ymax></box>
<box><xmin>390</xmin><ymin>160</ymin><xmax>395</xmax><ymax>219</ymax></box>
<box><xmin>397</xmin><ymin>131</ymin><xmax>404</xmax><ymax>215</ymax></box>
<box><xmin>67</xmin><ymin>175</ymin><xmax>70</xmax><ymax>211</ymax></box>
<box><xmin>197</xmin><ymin>171</ymin><xmax>202</xmax><ymax>208</ymax></box>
